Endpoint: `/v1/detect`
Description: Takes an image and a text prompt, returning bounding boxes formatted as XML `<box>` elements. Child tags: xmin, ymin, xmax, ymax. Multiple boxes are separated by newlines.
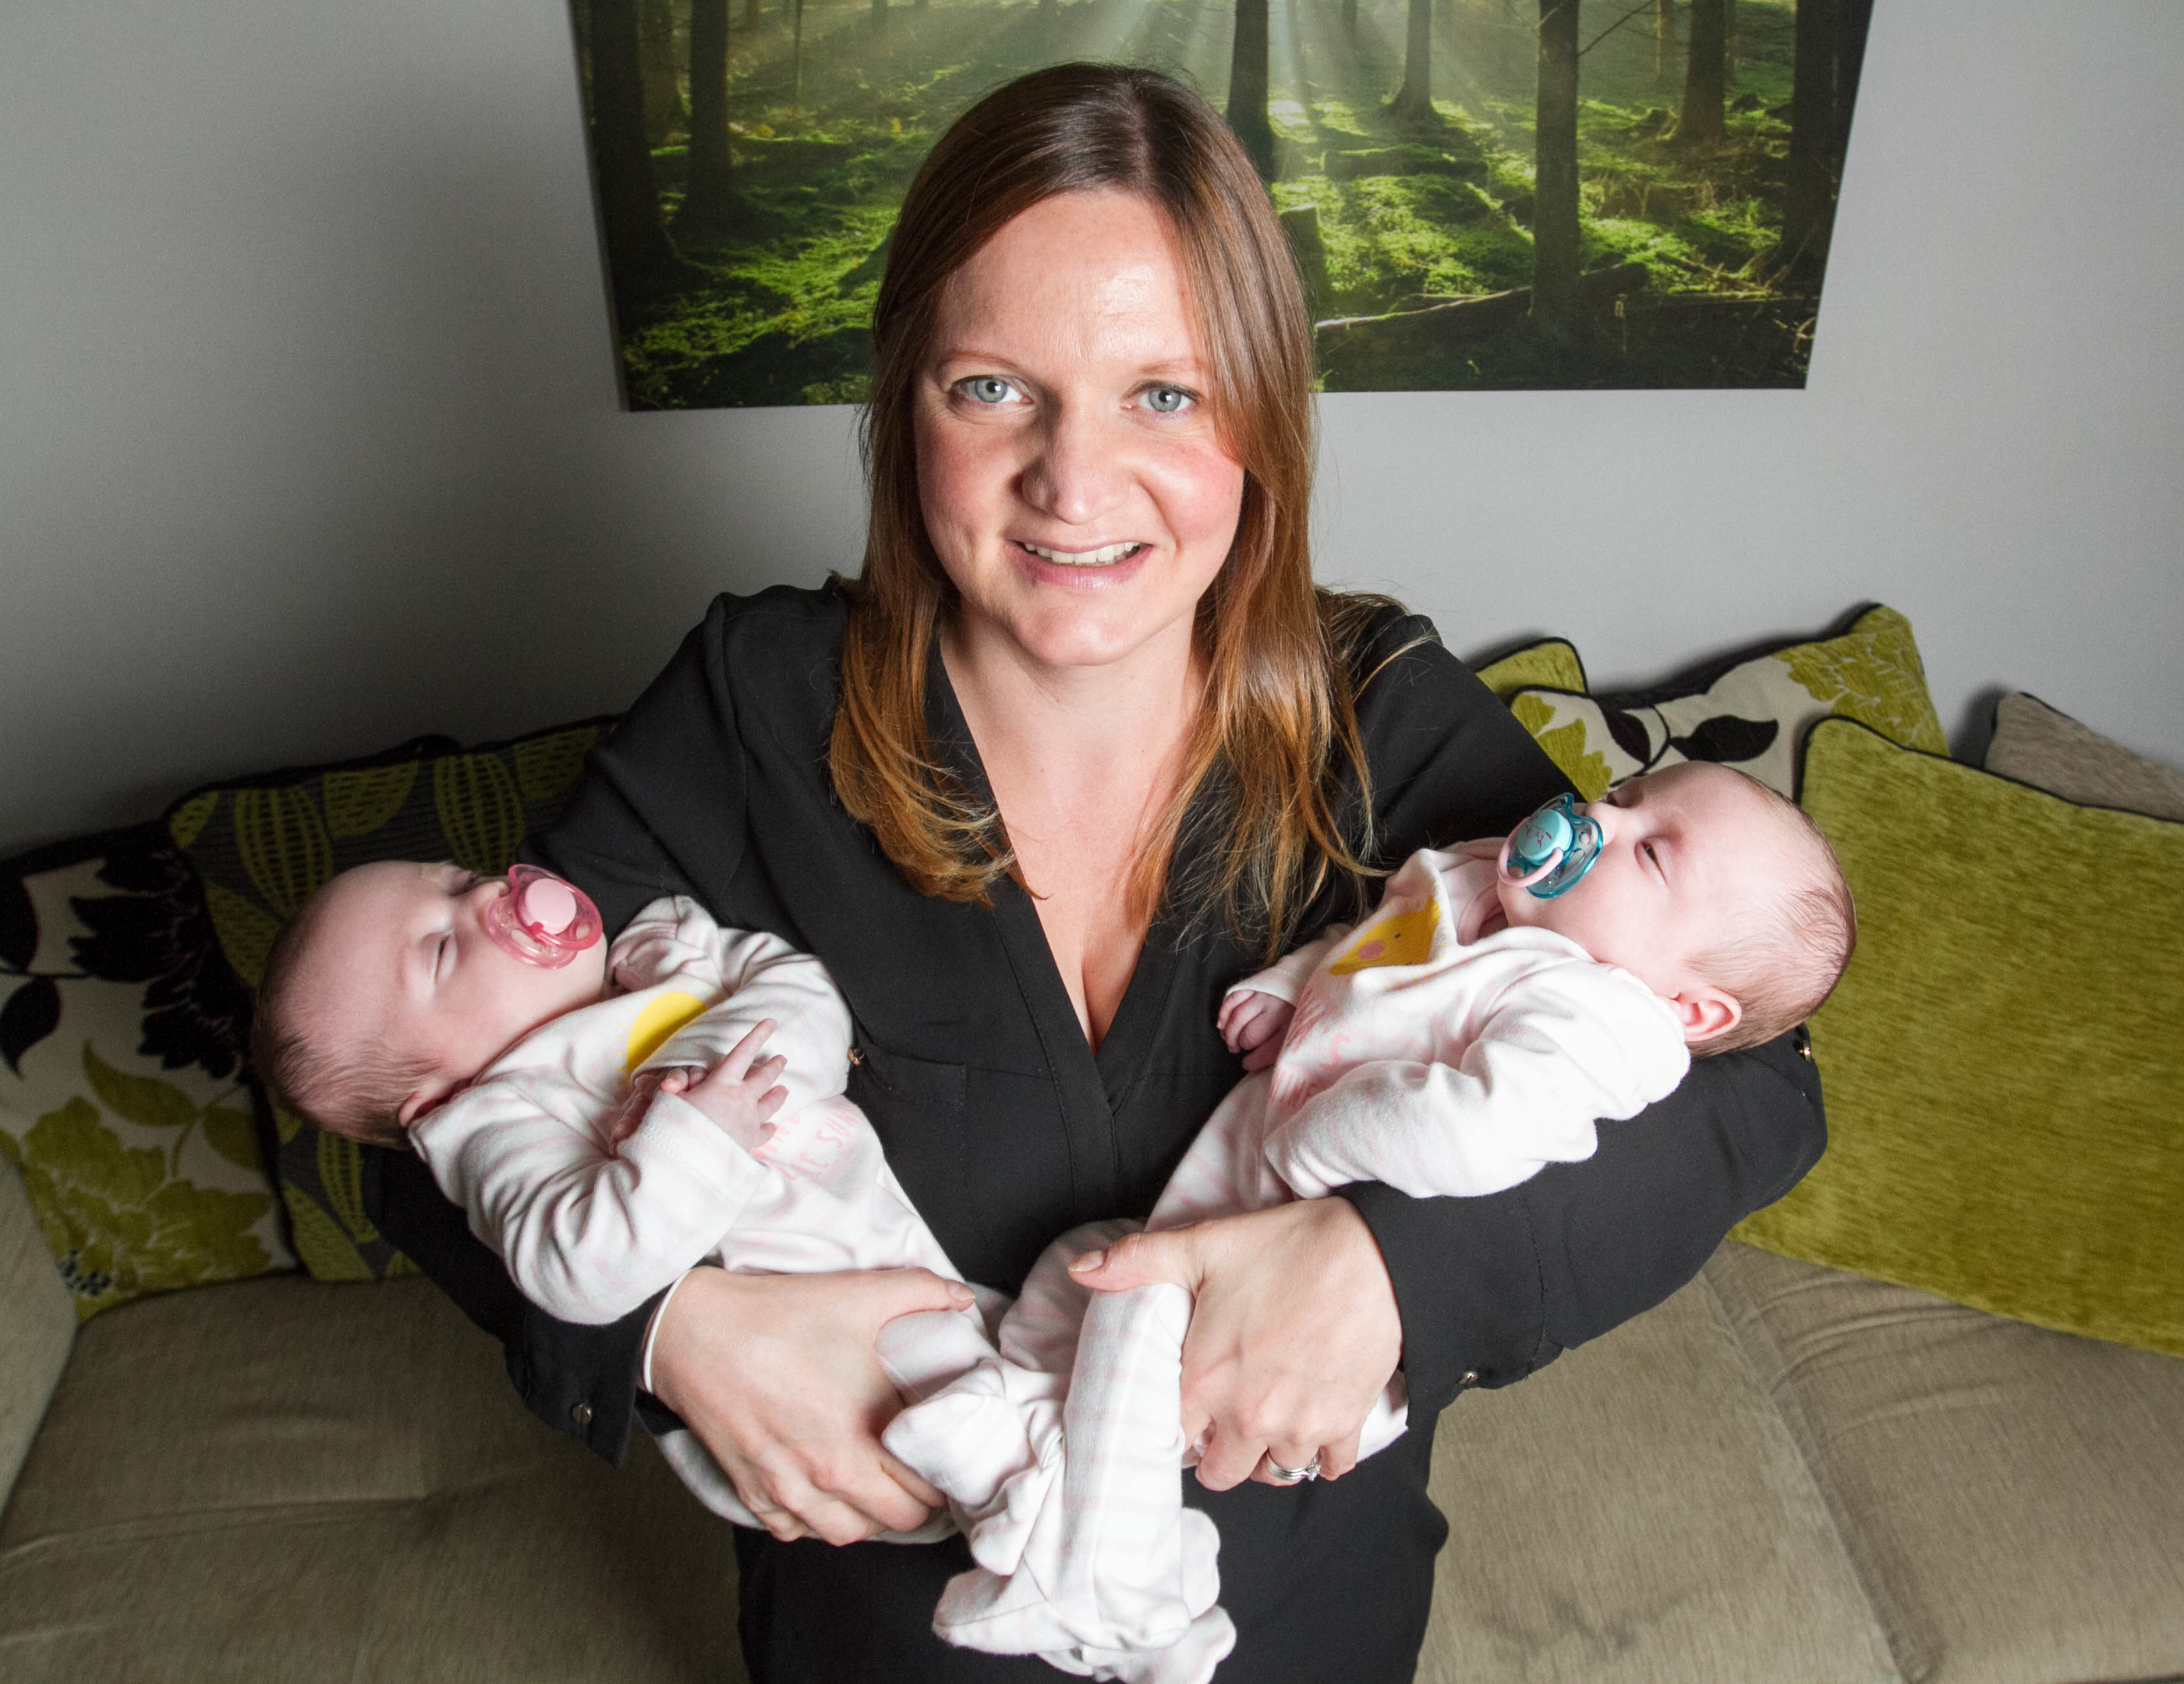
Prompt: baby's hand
<box><xmin>1219</xmin><ymin>989</ymin><xmax>1295</xmax><ymax>1073</ymax></box>
<box><xmin>604</xmin><ymin>1065</ymin><xmax>705</xmax><ymax>1148</ymax></box>
<box><xmin>674</xmin><ymin>1021</ymin><xmax>790</xmax><ymax>1152</ymax></box>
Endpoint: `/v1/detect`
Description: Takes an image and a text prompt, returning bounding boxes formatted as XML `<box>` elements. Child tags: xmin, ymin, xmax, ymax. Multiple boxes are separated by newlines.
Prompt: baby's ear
<box><xmin>396</xmin><ymin>1073</ymin><xmax>465</xmax><ymax>1129</ymax></box>
<box><xmin>1671</xmin><ymin>985</ymin><xmax>1743</xmax><ymax>1047</ymax></box>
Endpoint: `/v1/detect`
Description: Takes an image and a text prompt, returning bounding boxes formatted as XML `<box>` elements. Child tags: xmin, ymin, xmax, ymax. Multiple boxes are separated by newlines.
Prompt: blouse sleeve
<box><xmin>367</xmin><ymin>610</ymin><xmax>749</xmax><ymax>1463</ymax></box>
<box><xmin>1326</xmin><ymin>614</ymin><xmax>1828</xmax><ymax>1415</ymax></box>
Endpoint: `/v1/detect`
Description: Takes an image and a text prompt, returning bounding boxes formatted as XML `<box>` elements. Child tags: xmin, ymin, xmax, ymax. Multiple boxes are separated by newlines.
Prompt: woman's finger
<box><xmin>1193</xmin><ymin>1426</ymin><xmax>1270</xmax><ymax>1492</ymax></box>
<box><xmin>1067</xmin><ymin>1226</ymin><xmax>1201</xmax><ymax>1293</ymax></box>
<box><xmin>1314</xmin><ymin>1428</ymin><xmax>1364</xmax><ymax>1483</ymax></box>
<box><xmin>1257</xmin><ymin>1439</ymin><xmax>1325</xmax><ymax>1488</ymax></box>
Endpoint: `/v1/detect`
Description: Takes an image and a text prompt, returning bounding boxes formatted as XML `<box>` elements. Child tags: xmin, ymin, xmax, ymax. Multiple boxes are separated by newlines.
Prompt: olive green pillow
<box><xmin>1735</xmin><ymin>718</ymin><xmax>2184</xmax><ymax>1357</ymax></box>
<box><xmin>1</xmin><ymin>824</ymin><xmax>291</xmax><ymax>1319</ymax></box>
<box><xmin>1506</xmin><ymin>604</ymin><xmax>1949</xmax><ymax>801</ymax></box>
<box><xmin>1472</xmin><ymin>636</ymin><xmax>1588</xmax><ymax>702</ymax></box>
<box><xmin>172</xmin><ymin>717</ymin><xmax>616</xmax><ymax>1282</ymax></box>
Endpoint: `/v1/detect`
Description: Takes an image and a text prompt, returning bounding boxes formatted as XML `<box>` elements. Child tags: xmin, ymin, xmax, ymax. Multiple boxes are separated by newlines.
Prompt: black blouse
<box><xmin>366</xmin><ymin>584</ymin><xmax>1825</xmax><ymax>1675</ymax></box>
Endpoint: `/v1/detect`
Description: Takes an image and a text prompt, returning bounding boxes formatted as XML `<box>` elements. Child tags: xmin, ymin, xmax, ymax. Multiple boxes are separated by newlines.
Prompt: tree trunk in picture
<box><xmin>1227</xmin><ymin>0</ymin><xmax>1276</xmax><ymax>179</ymax></box>
<box><xmin>1386</xmin><ymin>0</ymin><xmax>1438</xmax><ymax>125</ymax></box>
<box><xmin>1343</xmin><ymin>0</ymin><xmax>1358</xmax><ymax>37</ymax></box>
<box><xmin>1835</xmin><ymin>0</ymin><xmax>1874</xmax><ymax>161</ymax></box>
<box><xmin>1654</xmin><ymin>0</ymin><xmax>1676</xmax><ymax>85</ymax></box>
<box><xmin>873</xmin><ymin>0</ymin><xmax>887</xmax><ymax>30</ymax></box>
<box><xmin>1678</xmin><ymin>0</ymin><xmax>1724</xmax><ymax>145</ymax></box>
<box><xmin>639</xmin><ymin>0</ymin><xmax>684</xmax><ymax>143</ymax></box>
<box><xmin>1533</xmin><ymin>0</ymin><xmax>1580</xmax><ymax>330</ymax></box>
<box><xmin>1782</xmin><ymin>0</ymin><xmax>1838</xmax><ymax>278</ymax></box>
<box><xmin>743</xmin><ymin>0</ymin><xmax>762</xmax><ymax>31</ymax></box>
<box><xmin>679</xmin><ymin>0</ymin><xmax>734</xmax><ymax>235</ymax></box>
<box><xmin>1722</xmin><ymin>0</ymin><xmax>1736</xmax><ymax>79</ymax></box>
<box><xmin>588</xmin><ymin>0</ymin><xmax>676</xmax><ymax>324</ymax></box>
<box><xmin>792</xmin><ymin>0</ymin><xmax>805</xmax><ymax>105</ymax></box>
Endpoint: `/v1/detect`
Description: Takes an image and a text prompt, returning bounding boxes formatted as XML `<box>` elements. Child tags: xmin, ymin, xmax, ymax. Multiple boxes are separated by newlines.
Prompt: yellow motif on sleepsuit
<box><xmin>1330</xmin><ymin>900</ymin><xmax>1442</xmax><ymax>975</ymax></box>
<box><xmin>625</xmin><ymin>991</ymin><xmax>710</xmax><ymax>1073</ymax></box>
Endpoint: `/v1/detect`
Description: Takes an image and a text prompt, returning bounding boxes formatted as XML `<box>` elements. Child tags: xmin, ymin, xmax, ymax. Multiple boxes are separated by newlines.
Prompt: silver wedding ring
<box><xmin>1265</xmin><ymin>1452</ymin><xmax>1322</xmax><ymax>1484</ymax></box>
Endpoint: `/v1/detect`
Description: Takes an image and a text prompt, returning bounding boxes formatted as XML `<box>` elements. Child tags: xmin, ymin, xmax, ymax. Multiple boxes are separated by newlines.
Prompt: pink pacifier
<box><xmin>482</xmin><ymin>865</ymin><xmax>603</xmax><ymax>968</ymax></box>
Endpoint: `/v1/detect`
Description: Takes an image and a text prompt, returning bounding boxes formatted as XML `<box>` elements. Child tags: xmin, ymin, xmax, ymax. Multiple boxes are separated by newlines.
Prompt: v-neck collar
<box><xmin>924</xmin><ymin>643</ymin><xmax>1183</xmax><ymax>1220</ymax></box>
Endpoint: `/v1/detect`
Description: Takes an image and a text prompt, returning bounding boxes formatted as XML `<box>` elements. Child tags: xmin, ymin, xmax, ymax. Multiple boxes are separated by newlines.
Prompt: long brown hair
<box><xmin>831</xmin><ymin>63</ymin><xmax>1392</xmax><ymax>953</ymax></box>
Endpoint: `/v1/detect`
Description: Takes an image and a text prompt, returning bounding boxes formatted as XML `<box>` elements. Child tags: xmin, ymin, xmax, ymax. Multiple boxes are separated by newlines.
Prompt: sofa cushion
<box><xmin>171</xmin><ymin>718</ymin><xmax>615</xmax><ymax>1282</ymax></box>
<box><xmin>1471</xmin><ymin>635</ymin><xmax>1588</xmax><ymax>701</ymax></box>
<box><xmin>1706</xmin><ymin>1242</ymin><xmax>2184</xmax><ymax>1684</ymax></box>
<box><xmin>1504</xmin><ymin>604</ymin><xmax>1949</xmax><ymax>800</ymax></box>
<box><xmin>0</xmin><ymin>1272</ymin><xmax>746</xmax><ymax>1682</ymax></box>
<box><xmin>0</xmin><ymin>826</ymin><xmax>289</xmax><ymax>1321</ymax></box>
<box><xmin>0</xmin><ymin>1159</ymin><xmax>73</xmax><ymax>1509</ymax></box>
<box><xmin>1736</xmin><ymin>718</ymin><xmax>2184</xmax><ymax>1357</ymax></box>
<box><xmin>1984</xmin><ymin>690</ymin><xmax>2184</xmax><ymax>821</ymax></box>
<box><xmin>1418</xmin><ymin>1271</ymin><xmax>1897</xmax><ymax>1684</ymax></box>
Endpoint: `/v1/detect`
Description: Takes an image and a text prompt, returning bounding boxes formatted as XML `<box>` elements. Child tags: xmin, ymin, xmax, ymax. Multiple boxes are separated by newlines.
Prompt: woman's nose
<box><xmin>1020</xmin><ymin>400</ymin><xmax>1129</xmax><ymax>526</ymax></box>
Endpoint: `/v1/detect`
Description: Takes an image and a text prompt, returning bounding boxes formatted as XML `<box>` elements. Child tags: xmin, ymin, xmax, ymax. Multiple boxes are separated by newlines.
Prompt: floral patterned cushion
<box><xmin>1</xmin><ymin>824</ymin><xmax>292</xmax><ymax>1319</ymax></box>
<box><xmin>1503</xmin><ymin>605</ymin><xmax>1949</xmax><ymax>801</ymax></box>
<box><xmin>172</xmin><ymin>719</ymin><xmax>617</xmax><ymax>1282</ymax></box>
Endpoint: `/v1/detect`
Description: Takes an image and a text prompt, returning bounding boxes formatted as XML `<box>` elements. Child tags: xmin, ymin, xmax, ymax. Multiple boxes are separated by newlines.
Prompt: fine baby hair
<box><xmin>1681</xmin><ymin>769</ymin><xmax>1857</xmax><ymax>1052</ymax></box>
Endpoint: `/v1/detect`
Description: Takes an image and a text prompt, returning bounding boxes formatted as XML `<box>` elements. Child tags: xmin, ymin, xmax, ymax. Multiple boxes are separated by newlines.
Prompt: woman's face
<box><xmin>915</xmin><ymin>188</ymin><xmax>1247</xmax><ymax>674</ymax></box>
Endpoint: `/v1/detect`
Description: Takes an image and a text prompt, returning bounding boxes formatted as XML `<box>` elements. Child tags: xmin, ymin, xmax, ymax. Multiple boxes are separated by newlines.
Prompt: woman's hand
<box><xmin>1068</xmin><ymin>1198</ymin><xmax>1401</xmax><ymax>1490</ymax></box>
<box><xmin>647</xmin><ymin>1265</ymin><xmax>973</xmax><ymax>1544</ymax></box>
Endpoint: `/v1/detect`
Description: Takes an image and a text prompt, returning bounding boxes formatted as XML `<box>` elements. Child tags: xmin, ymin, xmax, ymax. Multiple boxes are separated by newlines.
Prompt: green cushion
<box><xmin>1505</xmin><ymin>604</ymin><xmax>1949</xmax><ymax>800</ymax></box>
<box><xmin>172</xmin><ymin>719</ymin><xmax>617</xmax><ymax>1282</ymax></box>
<box><xmin>0</xmin><ymin>826</ymin><xmax>290</xmax><ymax>1320</ymax></box>
<box><xmin>1471</xmin><ymin>636</ymin><xmax>1588</xmax><ymax>702</ymax></box>
<box><xmin>1734</xmin><ymin>718</ymin><xmax>2184</xmax><ymax>1357</ymax></box>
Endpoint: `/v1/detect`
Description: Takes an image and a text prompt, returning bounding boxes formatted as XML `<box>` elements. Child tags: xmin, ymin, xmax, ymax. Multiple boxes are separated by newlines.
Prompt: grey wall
<box><xmin>2</xmin><ymin>0</ymin><xmax>2179</xmax><ymax>854</ymax></box>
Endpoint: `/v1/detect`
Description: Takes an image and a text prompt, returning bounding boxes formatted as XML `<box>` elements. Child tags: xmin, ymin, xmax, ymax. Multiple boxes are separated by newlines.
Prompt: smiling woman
<box><xmin>367</xmin><ymin>60</ymin><xmax>1828</xmax><ymax>1684</ymax></box>
<box><xmin>837</xmin><ymin>67</ymin><xmax>1381</xmax><ymax>975</ymax></box>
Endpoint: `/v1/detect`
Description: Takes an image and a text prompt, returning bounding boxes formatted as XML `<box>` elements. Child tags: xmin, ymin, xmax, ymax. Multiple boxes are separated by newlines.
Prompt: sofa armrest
<box><xmin>0</xmin><ymin>1155</ymin><xmax>73</xmax><ymax>1510</ymax></box>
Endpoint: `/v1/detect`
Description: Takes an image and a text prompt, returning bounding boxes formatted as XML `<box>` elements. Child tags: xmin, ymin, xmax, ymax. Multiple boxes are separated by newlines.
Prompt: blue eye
<box><xmin>961</xmin><ymin>377</ymin><xmax>1015</xmax><ymax>405</ymax></box>
<box><xmin>1142</xmin><ymin>385</ymin><xmax>1191</xmax><ymax>414</ymax></box>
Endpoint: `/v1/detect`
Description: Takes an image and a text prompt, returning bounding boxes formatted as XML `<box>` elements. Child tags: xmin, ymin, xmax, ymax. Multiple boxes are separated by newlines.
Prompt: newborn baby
<box><xmin>249</xmin><ymin>863</ymin><xmax>996</xmax><ymax>1541</ymax></box>
<box><xmin>884</xmin><ymin>759</ymin><xmax>1856</xmax><ymax>1679</ymax></box>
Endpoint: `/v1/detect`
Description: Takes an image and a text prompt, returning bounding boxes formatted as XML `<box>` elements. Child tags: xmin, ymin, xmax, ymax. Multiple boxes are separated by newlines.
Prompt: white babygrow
<box><xmin>409</xmin><ymin>897</ymin><xmax>994</xmax><ymax>1533</ymax></box>
<box><xmin>883</xmin><ymin>847</ymin><xmax>1693</xmax><ymax>1681</ymax></box>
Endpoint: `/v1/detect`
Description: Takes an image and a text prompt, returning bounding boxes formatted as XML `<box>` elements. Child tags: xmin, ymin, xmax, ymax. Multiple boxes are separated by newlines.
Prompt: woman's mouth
<box><xmin>1015</xmin><ymin>540</ymin><xmax>1145</xmax><ymax>567</ymax></box>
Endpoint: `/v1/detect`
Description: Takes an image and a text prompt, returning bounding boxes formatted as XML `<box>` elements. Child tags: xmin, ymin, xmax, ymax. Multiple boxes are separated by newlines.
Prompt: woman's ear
<box><xmin>1671</xmin><ymin>985</ymin><xmax>1743</xmax><ymax>1047</ymax></box>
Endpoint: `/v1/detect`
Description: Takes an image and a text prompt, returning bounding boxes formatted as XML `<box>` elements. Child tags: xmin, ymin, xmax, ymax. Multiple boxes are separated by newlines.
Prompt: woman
<box><xmin>370</xmin><ymin>64</ymin><xmax>1824</xmax><ymax>1680</ymax></box>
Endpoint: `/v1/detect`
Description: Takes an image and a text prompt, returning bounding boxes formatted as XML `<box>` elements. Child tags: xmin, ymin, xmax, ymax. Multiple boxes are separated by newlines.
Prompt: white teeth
<box><xmin>1021</xmin><ymin>540</ymin><xmax>1143</xmax><ymax>566</ymax></box>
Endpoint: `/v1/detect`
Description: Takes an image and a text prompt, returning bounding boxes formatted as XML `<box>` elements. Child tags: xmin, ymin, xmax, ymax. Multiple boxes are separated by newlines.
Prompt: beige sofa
<box><xmin>6</xmin><ymin>1147</ymin><xmax>2180</xmax><ymax>1682</ymax></box>
<box><xmin>5</xmin><ymin>678</ymin><xmax>2182</xmax><ymax>1681</ymax></box>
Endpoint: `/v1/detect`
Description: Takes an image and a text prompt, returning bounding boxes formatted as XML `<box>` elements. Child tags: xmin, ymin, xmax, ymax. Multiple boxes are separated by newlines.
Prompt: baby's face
<box><xmin>291</xmin><ymin>861</ymin><xmax>608</xmax><ymax>1124</ymax></box>
<box><xmin>1497</xmin><ymin>763</ymin><xmax>1794</xmax><ymax>1036</ymax></box>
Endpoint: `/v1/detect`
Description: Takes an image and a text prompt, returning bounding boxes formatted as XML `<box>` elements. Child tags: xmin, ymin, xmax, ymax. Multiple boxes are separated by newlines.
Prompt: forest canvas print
<box><xmin>572</xmin><ymin>0</ymin><xmax>1874</xmax><ymax>408</ymax></box>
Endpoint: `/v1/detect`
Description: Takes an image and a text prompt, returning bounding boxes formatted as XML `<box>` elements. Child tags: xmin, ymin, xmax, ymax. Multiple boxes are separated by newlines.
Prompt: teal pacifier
<box><xmin>1497</xmin><ymin>792</ymin><xmax>1603</xmax><ymax>899</ymax></box>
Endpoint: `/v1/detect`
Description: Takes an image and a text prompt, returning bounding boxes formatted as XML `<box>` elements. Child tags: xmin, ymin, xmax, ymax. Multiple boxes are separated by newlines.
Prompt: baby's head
<box><xmin>250</xmin><ymin>861</ymin><xmax>607</xmax><ymax>1145</ymax></box>
<box><xmin>1496</xmin><ymin>762</ymin><xmax>1855</xmax><ymax>1055</ymax></box>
